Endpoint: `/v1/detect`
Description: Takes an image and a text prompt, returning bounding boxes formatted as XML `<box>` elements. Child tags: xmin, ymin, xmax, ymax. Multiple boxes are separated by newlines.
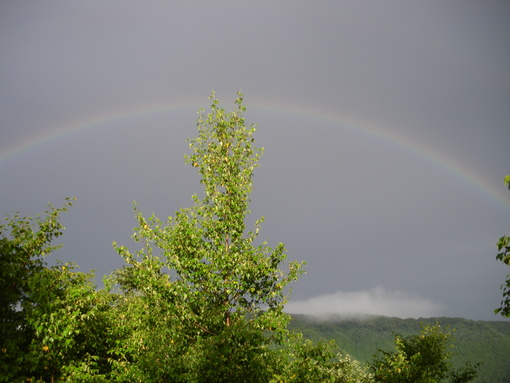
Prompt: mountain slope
<box><xmin>288</xmin><ymin>314</ymin><xmax>510</xmax><ymax>383</ymax></box>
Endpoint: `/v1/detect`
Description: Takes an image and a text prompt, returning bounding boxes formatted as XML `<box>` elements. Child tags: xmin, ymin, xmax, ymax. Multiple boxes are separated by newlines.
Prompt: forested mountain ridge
<box><xmin>289</xmin><ymin>314</ymin><xmax>510</xmax><ymax>383</ymax></box>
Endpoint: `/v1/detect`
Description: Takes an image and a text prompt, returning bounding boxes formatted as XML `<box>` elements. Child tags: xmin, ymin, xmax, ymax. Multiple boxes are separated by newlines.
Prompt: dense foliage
<box><xmin>108</xmin><ymin>92</ymin><xmax>321</xmax><ymax>382</ymax></box>
<box><xmin>370</xmin><ymin>324</ymin><xmax>479</xmax><ymax>383</ymax></box>
<box><xmin>0</xmin><ymin>94</ymin><xmax>482</xmax><ymax>382</ymax></box>
<box><xmin>0</xmin><ymin>198</ymin><xmax>113</xmax><ymax>382</ymax></box>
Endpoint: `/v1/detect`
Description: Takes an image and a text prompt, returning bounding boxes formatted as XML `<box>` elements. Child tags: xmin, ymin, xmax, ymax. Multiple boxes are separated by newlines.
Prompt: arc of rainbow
<box><xmin>0</xmin><ymin>99</ymin><xmax>200</xmax><ymax>166</ymax></box>
<box><xmin>1</xmin><ymin>98</ymin><xmax>509</xmax><ymax>211</ymax></box>
<box><xmin>254</xmin><ymin>99</ymin><xmax>510</xmax><ymax>212</ymax></box>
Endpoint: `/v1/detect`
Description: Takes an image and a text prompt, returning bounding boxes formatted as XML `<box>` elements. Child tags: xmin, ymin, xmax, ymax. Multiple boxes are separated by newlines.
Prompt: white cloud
<box><xmin>285</xmin><ymin>287</ymin><xmax>444</xmax><ymax>319</ymax></box>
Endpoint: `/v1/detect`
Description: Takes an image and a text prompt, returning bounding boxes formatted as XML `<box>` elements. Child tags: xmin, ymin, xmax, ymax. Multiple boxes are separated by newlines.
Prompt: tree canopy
<box><xmin>110</xmin><ymin>92</ymin><xmax>309</xmax><ymax>381</ymax></box>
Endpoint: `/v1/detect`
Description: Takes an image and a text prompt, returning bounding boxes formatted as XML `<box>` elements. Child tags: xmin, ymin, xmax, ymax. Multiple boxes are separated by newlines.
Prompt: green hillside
<box><xmin>288</xmin><ymin>314</ymin><xmax>510</xmax><ymax>383</ymax></box>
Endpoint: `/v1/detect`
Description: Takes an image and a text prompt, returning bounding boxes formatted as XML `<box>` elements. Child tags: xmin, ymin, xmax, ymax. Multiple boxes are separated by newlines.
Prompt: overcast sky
<box><xmin>1</xmin><ymin>1</ymin><xmax>509</xmax><ymax>321</ymax></box>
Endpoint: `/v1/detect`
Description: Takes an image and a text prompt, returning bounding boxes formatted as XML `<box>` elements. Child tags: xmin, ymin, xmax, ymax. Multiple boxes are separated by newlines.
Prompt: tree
<box><xmin>495</xmin><ymin>175</ymin><xmax>510</xmax><ymax>317</ymax></box>
<box><xmin>370</xmin><ymin>324</ymin><xmax>479</xmax><ymax>383</ymax></box>
<box><xmin>0</xmin><ymin>199</ymin><xmax>113</xmax><ymax>382</ymax></box>
<box><xmin>275</xmin><ymin>334</ymin><xmax>373</xmax><ymax>383</ymax></box>
<box><xmin>0</xmin><ymin>199</ymin><xmax>73</xmax><ymax>381</ymax></box>
<box><xmin>112</xmin><ymin>92</ymin><xmax>306</xmax><ymax>382</ymax></box>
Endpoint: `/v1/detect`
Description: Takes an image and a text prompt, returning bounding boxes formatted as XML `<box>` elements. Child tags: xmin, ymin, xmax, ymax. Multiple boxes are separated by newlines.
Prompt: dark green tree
<box><xmin>0</xmin><ymin>199</ymin><xmax>73</xmax><ymax>381</ymax></box>
<box><xmin>0</xmin><ymin>199</ymin><xmax>113</xmax><ymax>382</ymax></box>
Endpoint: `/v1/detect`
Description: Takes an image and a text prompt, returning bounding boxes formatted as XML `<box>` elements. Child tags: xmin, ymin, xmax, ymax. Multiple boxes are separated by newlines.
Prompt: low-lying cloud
<box><xmin>285</xmin><ymin>287</ymin><xmax>444</xmax><ymax>319</ymax></box>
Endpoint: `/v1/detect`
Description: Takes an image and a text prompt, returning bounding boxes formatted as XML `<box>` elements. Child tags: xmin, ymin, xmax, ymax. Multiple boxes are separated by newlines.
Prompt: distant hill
<box><xmin>288</xmin><ymin>314</ymin><xmax>510</xmax><ymax>383</ymax></box>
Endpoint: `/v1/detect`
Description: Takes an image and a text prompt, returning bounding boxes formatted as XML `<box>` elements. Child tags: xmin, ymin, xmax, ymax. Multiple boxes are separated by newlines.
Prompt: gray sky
<box><xmin>1</xmin><ymin>1</ymin><xmax>509</xmax><ymax>320</ymax></box>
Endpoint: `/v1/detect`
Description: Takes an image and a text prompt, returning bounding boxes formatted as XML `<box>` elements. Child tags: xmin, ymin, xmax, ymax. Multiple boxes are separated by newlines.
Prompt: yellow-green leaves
<box><xmin>111</xmin><ymin>92</ymin><xmax>307</xmax><ymax>381</ymax></box>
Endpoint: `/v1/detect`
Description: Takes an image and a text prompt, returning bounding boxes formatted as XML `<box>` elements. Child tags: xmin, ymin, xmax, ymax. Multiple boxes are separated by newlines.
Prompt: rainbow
<box><xmin>0</xmin><ymin>99</ymin><xmax>200</xmax><ymax>166</ymax></box>
<box><xmin>1</xmin><ymin>98</ymin><xmax>509</xmax><ymax>211</ymax></box>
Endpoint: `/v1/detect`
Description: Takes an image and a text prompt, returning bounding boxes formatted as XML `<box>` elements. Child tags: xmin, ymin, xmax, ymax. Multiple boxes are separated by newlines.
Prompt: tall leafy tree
<box><xmin>112</xmin><ymin>92</ymin><xmax>306</xmax><ymax>382</ymax></box>
<box><xmin>495</xmin><ymin>175</ymin><xmax>510</xmax><ymax>317</ymax></box>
